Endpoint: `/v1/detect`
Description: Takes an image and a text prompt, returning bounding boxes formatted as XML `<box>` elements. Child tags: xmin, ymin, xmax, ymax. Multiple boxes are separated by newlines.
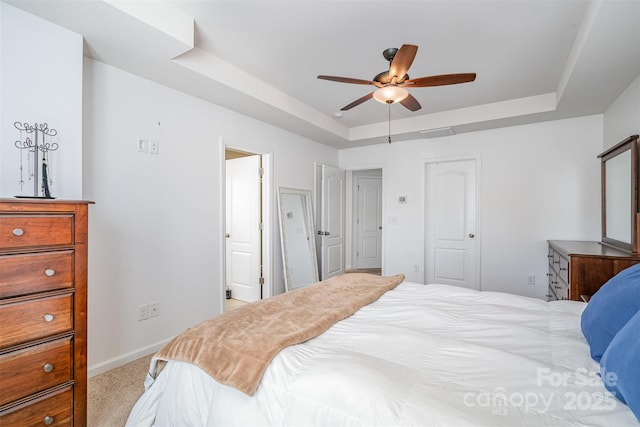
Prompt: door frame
<box><xmin>219</xmin><ymin>137</ymin><xmax>273</xmax><ymax>313</ymax></box>
<box><xmin>343</xmin><ymin>165</ymin><xmax>387</xmax><ymax>273</ymax></box>
<box><xmin>423</xmin><ymin>155</ymin><xmax>481</xmax><ymax>289</ymax></box>
<box><xmin>352</xmin><ymin>170</ymin><xmax>383</xmax><ymax>270</ymax></box>
<box><xmin>225</xmin><ymin>153</ymin><xmax>262</xmax><ymax>302</ymax></box>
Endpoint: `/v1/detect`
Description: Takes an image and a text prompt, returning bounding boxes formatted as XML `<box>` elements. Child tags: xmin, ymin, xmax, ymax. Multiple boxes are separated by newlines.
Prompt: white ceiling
<box><xmin>8</xmin><ymin>0</ymin><xmax>640</xmax><ymax>149</ymax></box>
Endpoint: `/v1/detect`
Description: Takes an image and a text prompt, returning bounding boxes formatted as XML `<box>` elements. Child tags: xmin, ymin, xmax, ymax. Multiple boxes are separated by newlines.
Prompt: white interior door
<box><xmin>226</xmin><ymin>155</ymin><xmax>261</xmax><ymax>302</ymax></box>
<box><xmin>425</xmin><ymin>159</ymin><xmax>479</xmax><ymax>289</ymax></box>
<box><xmin>355</xmin><ymin>176</ymin><xmax>382</xmax><ymax>269</ymax></box>
<box><xmin>320</xmin><ymin>164</ymin><xmax>345</xmax><ymax>279</ymax></box>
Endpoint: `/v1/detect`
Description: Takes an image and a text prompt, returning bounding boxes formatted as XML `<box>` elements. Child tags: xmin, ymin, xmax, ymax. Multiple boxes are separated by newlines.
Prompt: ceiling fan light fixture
<box><xmin>373</xmin><ymin>86</ymin><xmax>409</xmax><ymax>104</ymax></box>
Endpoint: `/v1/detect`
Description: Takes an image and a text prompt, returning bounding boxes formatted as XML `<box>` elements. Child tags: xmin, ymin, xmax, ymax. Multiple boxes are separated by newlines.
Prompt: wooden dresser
<box><xmin>0</xmin><ymin>199</ymin><xmax>91</xmax><ymax>426</ymax></box>
<box><xmin>547</xmin><ymin>240</ymin><xmax>640</xmax><ymax>301</ymax></box>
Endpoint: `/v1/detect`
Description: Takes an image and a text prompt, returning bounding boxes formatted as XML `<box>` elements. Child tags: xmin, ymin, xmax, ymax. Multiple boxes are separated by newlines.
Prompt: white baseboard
<box><xmin>88</xmin><ymin>338</ymin><xmax>172</xmax><ymax>378</ymax></box>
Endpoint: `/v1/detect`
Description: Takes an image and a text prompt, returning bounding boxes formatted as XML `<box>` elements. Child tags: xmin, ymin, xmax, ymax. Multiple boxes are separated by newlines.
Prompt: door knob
<box><xmin>225</xmin><ymin>233</ymin><xmax>230</xmax><ymax>238</ymax></box>
<box><xmin>468</xmin><ymin>233</ymin><xmax>475</xmax><ymax>238</ymax></box>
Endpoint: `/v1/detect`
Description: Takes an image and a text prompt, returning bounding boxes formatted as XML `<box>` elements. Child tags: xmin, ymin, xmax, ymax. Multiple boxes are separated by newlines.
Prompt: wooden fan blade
<box><xmin>400</xmin><ymin>93</ymin><xmax>421</xmax><ymax>112</ymax></box>
<box><xmin>341</xmin><ymin>92</ymin><xmax>374</xmax><ymax>111</ymax></box>
<box><xmin>389</xmin><ymin>44</ymin><xmax>418</xmax><ymax>82</ymax></box>
<box><xmin>403</xmin><ymin>73</ymin><xmax>476</xmax><ymax>87</ymax></box>
<box><xmin>318</xmin><ymin>75</ymin><xmax>377</xmax><ymax>85</ymax></box>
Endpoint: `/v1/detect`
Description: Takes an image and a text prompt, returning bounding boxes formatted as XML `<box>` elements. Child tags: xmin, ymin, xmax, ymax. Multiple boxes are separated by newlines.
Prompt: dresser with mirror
<box><xmin>547</xmin><ymin>135</ymin><xmax>640</xmax><ymax>301</ymax></box>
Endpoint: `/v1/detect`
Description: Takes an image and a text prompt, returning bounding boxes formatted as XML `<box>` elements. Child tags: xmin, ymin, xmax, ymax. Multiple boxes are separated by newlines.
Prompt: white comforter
<box><xmin>126</xmin><ymin>282</ymin><xmax>639</xmax><ymax>426</ymax></box>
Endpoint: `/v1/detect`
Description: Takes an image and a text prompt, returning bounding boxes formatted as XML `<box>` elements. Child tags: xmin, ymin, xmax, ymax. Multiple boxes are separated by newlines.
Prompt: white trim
<box><xmin>351</xmin><ymin>170</ymin><xmax>383</xmax><ymax>270</ymax></box>
<box><xmin>261</xmin><ymin>152</ymin><xmax>273</xmax><ymax>299</ymax></box>
<box><xmin>341</xmin><ymin>163</ymin><xmax>387</xmax><ymax>275</ymax></box>
<box><xmin>88</xmin><ymin>337</ymin><xmax>171</xmax><ymax>377</ymax></box>
<box><xmin>218</xmin><ymin>137</ymin><xmax>226</xmax><ymax>313</ymax></box>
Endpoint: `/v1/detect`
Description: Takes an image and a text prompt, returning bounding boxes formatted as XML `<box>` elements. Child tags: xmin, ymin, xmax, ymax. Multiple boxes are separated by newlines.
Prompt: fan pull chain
<box><xmin>388</xmin><ymin>102</ymin><xmax>392</xmax><ymax>144</ymax></box>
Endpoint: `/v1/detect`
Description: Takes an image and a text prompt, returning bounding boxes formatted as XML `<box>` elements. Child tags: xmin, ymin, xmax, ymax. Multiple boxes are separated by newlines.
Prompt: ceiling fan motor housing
<box><xmin>373</xmin><ymin>71</ymin><xmax>410</xmax><ymax>85</ymax></box>
<box><xmin>382</xmin><ymin>47</ymin><xmax>398</xmax><ymax>62</ymax></box>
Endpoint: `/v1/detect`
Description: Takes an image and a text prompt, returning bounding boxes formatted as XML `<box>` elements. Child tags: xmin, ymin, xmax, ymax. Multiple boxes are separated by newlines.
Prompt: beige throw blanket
<box><xmin>152</xmin><ymin>273</ymin><xmax>405</xmax><ymax>396</ymax></box>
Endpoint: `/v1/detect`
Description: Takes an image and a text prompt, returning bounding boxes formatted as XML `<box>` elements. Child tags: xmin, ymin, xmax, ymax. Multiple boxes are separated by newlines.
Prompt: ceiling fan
<box><xmin>318</xmin><ymin>44</ymin><xmax>476</xmax><ymax>112</ymax></box>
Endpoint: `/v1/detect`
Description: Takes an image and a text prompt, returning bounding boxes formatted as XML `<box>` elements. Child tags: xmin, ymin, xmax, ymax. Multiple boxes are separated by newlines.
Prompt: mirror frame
<box><xmin>277</xmin><ymin>187</ymin><xmax>320</xmax><ymax>291</ymax></box>
<box><xmin>598</xmin><ymin>135</ymin><xmax>639</xmax><ymax>254</ymax></box>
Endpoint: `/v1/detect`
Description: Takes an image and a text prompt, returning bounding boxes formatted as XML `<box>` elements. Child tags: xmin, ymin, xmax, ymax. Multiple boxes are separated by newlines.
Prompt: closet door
<box><xmin>425</xmin><ymin>158</ymin><xmax>479</xmax><ymax>290</ymax></box>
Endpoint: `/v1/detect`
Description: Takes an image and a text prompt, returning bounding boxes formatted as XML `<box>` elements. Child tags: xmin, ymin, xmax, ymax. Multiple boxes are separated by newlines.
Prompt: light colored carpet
<box><xmin>87</xmin><ymin>354</ymin><xmax>152</xmax><ymax>427</ymax></box>
<box><xmin>346</xmin><ymin>268</ymin><xmax>382</xmax><ymax>275</ymax></box>
<box><xmin>226</xmin><ymin>297</ymin><xmax>249</xmax><ymax>310</ymax></box>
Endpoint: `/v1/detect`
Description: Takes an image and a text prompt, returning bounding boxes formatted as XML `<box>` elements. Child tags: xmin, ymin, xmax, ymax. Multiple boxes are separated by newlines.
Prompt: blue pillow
<box><xmin>600</xmin><ymin>309</ymin><xmax>640</xmax><ymax>421</ymax></box>
<box><xmin>581</xmin><ymin>263</ymin><xmax>640</xmax><ymax>362</ymax></box>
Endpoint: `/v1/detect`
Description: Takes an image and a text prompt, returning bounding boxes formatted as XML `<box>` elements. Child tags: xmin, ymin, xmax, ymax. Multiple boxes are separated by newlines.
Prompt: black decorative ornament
<box><xmin>14</xmin><ymin>121</ymin><xmax>58</xmax><ymax>199</ymax></box>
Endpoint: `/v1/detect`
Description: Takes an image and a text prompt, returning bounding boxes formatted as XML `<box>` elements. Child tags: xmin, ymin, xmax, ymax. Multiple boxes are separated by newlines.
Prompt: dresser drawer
<box><xmin>0</xmin><ymin>338</ymin><xmax>72</xmax><ymax>407</ymax></box>
<box><xmin>0</xmin><ymin>386</ymin><xmax>72</xmax><ymax>426</ymax></box>
<box><xmin>0</xmin><ymin>251</ymin><xmax>74</xmax><ymax>299</ymax></box>
<box><xmin>0</xmin><ymin>215</ymin><xmax>73</xmax><ymax>249</ymax></box>
<box><xmin>0</xmin><ymin>294</ymin><xmax>72</xmax><ymax>349</ymax></box>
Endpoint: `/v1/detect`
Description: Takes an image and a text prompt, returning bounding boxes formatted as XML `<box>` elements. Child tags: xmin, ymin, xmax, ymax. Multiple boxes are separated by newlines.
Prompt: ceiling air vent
<box><xmin>418</xmin><ymin>127</ymin><xmax>455</xmax><ymax>139</ymax></box>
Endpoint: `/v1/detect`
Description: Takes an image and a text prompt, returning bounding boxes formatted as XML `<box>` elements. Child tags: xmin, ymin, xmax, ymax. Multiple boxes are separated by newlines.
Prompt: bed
<box><xmin>126</xmin><ymin>273</ymin><xmax>640</xmax><ymax>426</ymax></box>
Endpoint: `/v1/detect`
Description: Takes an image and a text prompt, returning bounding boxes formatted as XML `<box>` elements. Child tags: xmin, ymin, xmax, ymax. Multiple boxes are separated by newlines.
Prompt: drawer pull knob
<box><xmin>44</xmin><ymin>269</ymin><xmax>56</xmax><ymax>277</ymax></box>
<box><xmin>43</xmin><ymin>314</ymin><xmax>54</xmax><ymax>322</ymax></box>
<box><xmin>12</xmin><ymin>228</ymin><xmax>24</xmax><ymax>236</ymax></box>
<box><xmin>43</xmin><ymin>363</ymin><xmax>54</xmax><ymax>373</ymax></box>
<box><xmin>44</xmin><ymin>416</ymin><xmax>54</xmax><ymax>425</ymax></box>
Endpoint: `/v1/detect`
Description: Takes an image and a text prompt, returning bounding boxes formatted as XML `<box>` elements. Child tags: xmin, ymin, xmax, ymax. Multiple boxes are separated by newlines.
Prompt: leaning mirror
<box><xmin>277</xmin><ymin>187</ymin><xmax>320</xmax><ymax>291</ymax></box>
<box><xmin>598</xmin><ymin>135</ymin><xmax>639</xmax><ymax>253</ymax></box>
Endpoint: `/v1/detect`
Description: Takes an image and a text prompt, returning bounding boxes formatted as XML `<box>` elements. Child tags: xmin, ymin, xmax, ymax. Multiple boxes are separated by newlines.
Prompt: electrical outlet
<box><xmin>149</xmin><ymin>139</ymin><xmax>159</xmax><ymax>154</ymax></box>
<box><xmin>527</xmin><ymin>274</ymin><xmax>536</xmax><ymax>286</ymax></box>
<box><xmin>137</xmin><ymin>137</ymin><xmax>148</xmax><ymax>153</ymax></box>
<box><xmin>138</xmin><ymin>304</ymin><xmax>149</xmax><ymax>321</ymax></box>
<box><xmin>149</xmin><ymin>301</ymin><xmax>159</xmax><ymax>318</ymax></box>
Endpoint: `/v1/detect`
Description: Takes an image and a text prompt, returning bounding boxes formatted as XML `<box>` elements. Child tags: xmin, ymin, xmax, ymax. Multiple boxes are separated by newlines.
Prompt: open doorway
<box><xmin>348</xmin><ymin>169</ymin><xmax>383</xmax><ymax>275</ymax></box>
<box><xmin>224</xmin><ymin>148</ymin><xmax>267</xmax><ymax>311</ymax></box>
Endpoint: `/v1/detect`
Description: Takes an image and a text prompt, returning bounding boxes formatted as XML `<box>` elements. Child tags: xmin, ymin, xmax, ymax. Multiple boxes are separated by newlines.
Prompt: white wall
<box><xmin>83</xmin><ymin>58</ymin><xmax>337</xmax><ymax>374</ymax></box>
<box><xmin>340</xmin><ymin>115</ymin><xmax>603</xmax><ymax>299</ymax></box>
<box><xmin>603</xmin><ymin>74</ymin><xmax>640</xmax><ymax>150</ymax></box>
<box><xmin>0</xmin><ymin>3</ymin><xmax>83</xmax><ymax>198</ymax></box>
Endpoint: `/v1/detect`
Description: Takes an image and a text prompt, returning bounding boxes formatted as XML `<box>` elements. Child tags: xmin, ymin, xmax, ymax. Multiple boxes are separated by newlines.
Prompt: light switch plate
<box><xmin>137</xmin><ymin>137</ymin><xmax>148</xmax><ymax>153</ymax></box>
